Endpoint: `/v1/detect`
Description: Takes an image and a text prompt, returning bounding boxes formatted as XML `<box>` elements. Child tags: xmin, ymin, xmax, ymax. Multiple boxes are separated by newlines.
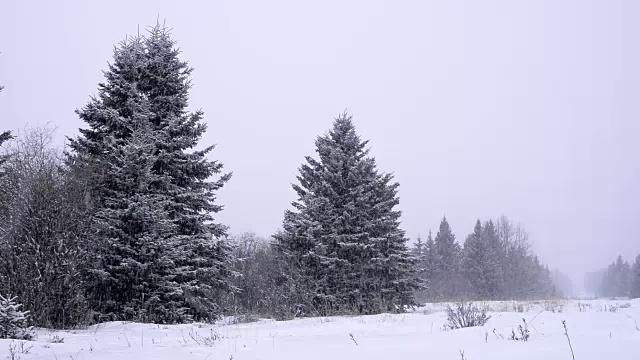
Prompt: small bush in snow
<box><xmin>543</xmin><ymin>301</ymin><xmax>564</xmax><ymax>313</ymax></box>
<box><xmin>509</xmin><ymin>318</ymin><xmax>530</xmax><ymax>342</ymax></box>
<box><xmin>0</xmin><ymin>295</ymin><xmax>34</xmax><ymax>340</ymax></box>
<box><xmin>444</xmin><ymin>302</ymin><xmax>491</xmax><ymax>330</ymax></box>
<box><xmin>49</xmin><ymin>334</ymin><xmax>65</xmax><ymax>343</ymax></box>
<box><xmin>180</xmin><ymin>328</ymin><xmax>222</xmax><ymax>347</ymax></box>
<box><xmin>6</xmin><ymin>341</ymin><xmax>33</xmax><ymax>360</ymax></box>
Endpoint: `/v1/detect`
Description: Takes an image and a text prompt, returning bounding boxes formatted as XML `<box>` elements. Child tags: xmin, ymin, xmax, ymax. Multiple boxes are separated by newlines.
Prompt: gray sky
<box><xmin>1</xmin><ymin>0</ymin><xmax>639</xmax><ymax>287</ymax></box>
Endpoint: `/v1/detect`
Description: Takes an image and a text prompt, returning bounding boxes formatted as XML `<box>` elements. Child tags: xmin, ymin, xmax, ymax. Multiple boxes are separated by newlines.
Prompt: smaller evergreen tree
<box><xmin>0</xmin><ymin>295</ymin><xmax>34</xmax><ymax>340</ymax></box>
<box><xmin>274</xmin><ymin>113</ymin><xmax>418</xmax><ymax>315</ymax></box>
<box><xmin>462</xmin><ymin>220</ymin><xmax>484</xmax><ymax>298</ymax></box>
<box><xmin>424</xmin><ymin>231</ymin><xmax>437</xmax><ymax>285</ymax></box>
<box><xmin>432</xmin><ymin>217</ymin><xmax>463</xmax><ymax>300</ymax></box>
<box><xmin>412</xmin><ymin>236</ymin><xmax>426</xmax><ymax>262</ymax></box>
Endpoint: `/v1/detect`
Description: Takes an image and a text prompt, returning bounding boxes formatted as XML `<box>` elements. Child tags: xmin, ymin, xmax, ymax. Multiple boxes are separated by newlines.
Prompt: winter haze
<box><xmin>1</xmin><ymin>0</ymin><xmax>638</xmax><ymax>288</ymax></box>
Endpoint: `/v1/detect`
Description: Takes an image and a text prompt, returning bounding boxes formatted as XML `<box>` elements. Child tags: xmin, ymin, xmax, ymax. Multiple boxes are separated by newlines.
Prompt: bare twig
<box><xmin>622</xmin><ymin>311</ymin><xmax>640</xmax><ymax>332</ymax></box>
<box><xmin>528</xmin><ymin>309</ymin><xmax>544</xmax><ymax>325</ymax></box>
<box><xmin>349</xmin><ymin>333</ymin><xmax>358</xmax><ymax>346</ymax></box>
<box><xmin>459</xmin><ymin>349</ymin><xmax>467</xmax><ymax>360</ymax></box>
<box><xmin>562</xmin><ymin>320</ymin><xmax>575</xmax><ymax>360</ymax></box>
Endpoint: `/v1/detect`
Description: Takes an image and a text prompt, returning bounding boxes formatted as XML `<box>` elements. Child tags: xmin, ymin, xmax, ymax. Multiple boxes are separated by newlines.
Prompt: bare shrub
<box><xmin>543</xmin><ymin>301</ymin><xmax>564</xmax><ymax>313</ymax></box>
<box><xmin>181</xmin><ymin>328</ymin><xmax>222</xmax><ymax>347</ymax></box>
<box><xmin>6</xmin><ymin>341</ymin><xmax>33</xmax><ymax>360</ymax></box>
<box><xmin>508</xmin><ymin>318</ymin><xmax>530</xmax><ymax>341</ymax></box>
<box><xmin>49</xmin><ymin>334</ymin><xmax>64</xmax><ymax>343</ymax></box>
<box><xmin>444</xmin><ymin>302</ymin><xmax>491</xmax><ymax>330</ymax></box>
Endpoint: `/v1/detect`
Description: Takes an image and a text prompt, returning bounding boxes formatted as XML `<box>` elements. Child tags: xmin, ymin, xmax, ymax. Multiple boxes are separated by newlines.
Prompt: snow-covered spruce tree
<box><xmin>431</xmin><ymin>217</ymin><xmax>463</xmax><ymax>300</ymax></box>
<box><xmin>412</xmin><ymin>231</ymin><xmax>437</xmax><ymax>302</ymax></box>
<box><xmin>411</xmin><ymin>236</ymin><xmax>426</xmax><ymax>264</ymax></box>
<box><xmin>142</xmin><ymin>24</ymin><xmax>236</xmax><ymax>321</ymax></box>
<box><xmin>462</xmin><ymin>220</ymin><xmax>505</xmax><ymax>300</ymax></box>
<box><xmin>0</xmin><ymin>295</ymin><xmax>34</xmax><ymax>340</ymax></box>
<box><xmin>479</xmin><ymin>220</ymin><xmax>505</xmax><ymax>298</ymax></box>
<box><xmin>411</xmin><ymin>236</ymin><xmax>427</xmax><ymax>301</ymax></box>
<box><xmin>422</xmin><ymin>231</ymin><xmax>437</xmax><ymax>297</ymax></box>
<box><xmin>462</xmin><ymin>220</ymin><xmax>484</xmax><ymax>298</ymax></box>
<box><xmin>90</xmin><ymin>116</ymin><xmax>188</xmax><ymax>323</ymax></box>
<box><xmin>69</xmin><ymin>24</ymin><xmax>234</xmax><ymax>323</ymax></box>
<box><xmin>274</xmin><ymin>112</ymin><xmax>418</xmax><ymax>315</ymax></box>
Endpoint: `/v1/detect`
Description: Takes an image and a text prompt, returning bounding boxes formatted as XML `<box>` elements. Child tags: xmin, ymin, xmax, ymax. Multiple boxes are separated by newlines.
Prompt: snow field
<box><xmin>3</xmin><ymin>299</ymin><xmax>640</xmax><ymax>360</ymax></box>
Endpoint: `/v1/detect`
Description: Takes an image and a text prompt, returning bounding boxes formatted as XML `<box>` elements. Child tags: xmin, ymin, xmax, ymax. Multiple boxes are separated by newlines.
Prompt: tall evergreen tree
<box><xmin>412</xmin><ymin>236</ymin><xmax>426</xmax><ymax>261</ymax></box>
<box><xmin>274</xmin><ymin>112</ymin><xmax>418</xmax><ymax>315</ymax></box>
<box><xmin>462</xmin><ymin>220</ymin><xmax>484</xmax><ymax>298</ymax></box>
<box><xmin>412</xmin><ymin>231</ymin><xmax>437</xmax><ymax>301</ymax></box>
<box><xmin>424</xmin><ymin>231</ymin><xmax>437</xmax><ymax>285</ymax></box>
<box><xmin>481</xmin><ymin>220</ymin><xmax>505</xmax><ymax>298</ymax></box>
<box><xmin>69</xmin><ymin>24</ymin><xmax>233</xmax><ymax>323</ymax></box>
<box><xmin>432</xmin><ymin>217</ymin><xmax>463</xmax><ymax>300</ymax></box>
<box><xmin>463</xmin><ymin>220</ymin><xmax>506</xmax><ymax>299</ymax></box>
<box><xmin>142</xmin><ymin>24</ymin><xmax>235</xmax><ymax>321</ymax></box>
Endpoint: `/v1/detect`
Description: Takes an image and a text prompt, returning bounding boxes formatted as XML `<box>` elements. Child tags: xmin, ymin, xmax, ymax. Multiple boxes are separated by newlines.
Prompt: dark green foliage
<box><xmin>69</xmin><ymin>23</ymin><xmax>234</xmax><ymax>323</ymax></box>
<box><xmin>0</xmin><ymin>295</ymin><xmax>34</xmax><ymax>340</ymax></box>
<box><xmin>463</xmin><ymin>220</ymin><xmax>505</xmax><ymax>299</ymax></box>
<box><xmin>430</xmin><ymin>217</ymin><xmax>465</xmax><ymax>300</ymax></box>
<box><xmin>274</xmin><ymin>112</ymin><xmax>419</xmax><ymax>315</ymax></box>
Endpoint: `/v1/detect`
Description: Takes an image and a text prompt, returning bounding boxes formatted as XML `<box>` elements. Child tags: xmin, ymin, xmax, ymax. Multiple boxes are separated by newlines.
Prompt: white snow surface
<box><xmin>2</xmin><ymin>299</ymin><xmax>640</xmax><ymax>360</ymax></box>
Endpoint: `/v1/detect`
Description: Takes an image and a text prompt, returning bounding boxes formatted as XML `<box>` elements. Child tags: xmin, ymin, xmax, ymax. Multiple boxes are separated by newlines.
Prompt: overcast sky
<box><xmin>1</xmin><ymin>0</ymin><xmax>639</xmax><ymax>288</ymax></box>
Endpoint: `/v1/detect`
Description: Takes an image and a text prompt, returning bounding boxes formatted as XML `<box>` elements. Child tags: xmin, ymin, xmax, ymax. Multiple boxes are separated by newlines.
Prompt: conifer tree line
<box><xmin>1</xmin><ymin>22</ymin><xmax>566</xmax><ymax>329</ymax></box>
<box><xmin>409</xmin><ymin>216</ymin><xmax>557</xmax><ymax>301</ymax></box>
<box><xmin>585</xmin><ymin>255</ymin><xmax>640</xmax><ymax>298</ymax></box>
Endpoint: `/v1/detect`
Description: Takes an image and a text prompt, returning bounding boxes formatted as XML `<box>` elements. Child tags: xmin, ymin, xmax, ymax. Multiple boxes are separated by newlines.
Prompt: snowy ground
<box><xmin>3</xmin><ymin>299</ymin><xmax>640</xmax><ymax>360</ymax></box>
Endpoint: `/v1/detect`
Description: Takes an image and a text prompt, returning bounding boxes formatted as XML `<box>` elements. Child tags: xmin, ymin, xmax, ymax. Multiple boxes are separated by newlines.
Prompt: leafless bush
<box><xmin>6</xmin><ymin>342</ymin><xmax>20</xmax><ymax>360</ymax></box>
<box><xmin>181</xmin><ymin>328</ymin><xmax>222</xmax><ymax>347</ymax></box>
<box><xmin>578</xmin><ymin>303</ymin><xmax>592</xmax><ymax>312</ymax></box>
<box><xmin>225</xmin><ymin>232</ymin><xmax>314</xmax><ymax>320</ymax></box>
<box><xmin>444</xmin><ymin>302</ymin><xmax>491</xmax><ymax>330</ymax></box>
<box><xmin>605</xmin><ymin>304</ymin><xmax>618</xmax><ymax>313</ymax></box>
<box><xmin>49</xmin><ymin>334</ymin><xmax>64</xmax><ymax>343</ymax></box>
<box><xmin>508</xmin><ymin>318</ymin><xmax>530</xmax><ymax>341</ymax></box>
<box><xmin>6</xmin><ymin>341</ymin><xmax>33</xmax><ymax>360</ymax></box>
<box><xmin>230</xmin><ymin>314</ymin><xmax>260</xmax><ymax>324</ymax></box>
<box><xmin>0</xmin><ymin>126</ymin><xmax>89</xmax><ymax>329</ymax></box>
<box><xmin>543</xmin><ymin>301</ymin><xmax>564</xmax><ymax>313</ymax></box>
